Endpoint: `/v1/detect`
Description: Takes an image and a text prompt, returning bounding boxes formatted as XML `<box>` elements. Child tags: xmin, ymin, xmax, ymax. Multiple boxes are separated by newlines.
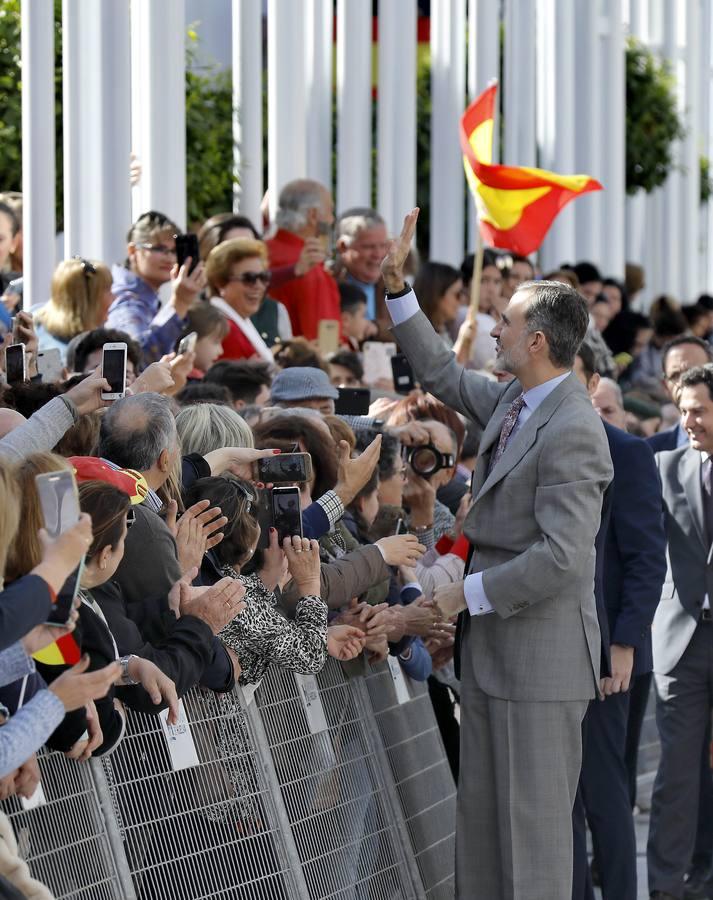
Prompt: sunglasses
<box><xmin>136</xmin><ymin>243</ymin><xmax>177</xmax><ymax>258</ymax></box>
<box><xmin>227</xmin><ymin>272</ymin><xmax>271</xmax><ymax>287</ymax></box>
<box><xmin>235</xmin><ymin>480</ymin><xmax>257</xmax><ymax>515</ymax></box>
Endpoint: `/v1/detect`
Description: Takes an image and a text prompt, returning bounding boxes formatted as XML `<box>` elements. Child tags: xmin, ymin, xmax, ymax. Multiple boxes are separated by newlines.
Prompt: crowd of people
<box><xmin>0</xmin><ymin>176</ymin><xmax>709</xmax><ymax>900</ymax></box>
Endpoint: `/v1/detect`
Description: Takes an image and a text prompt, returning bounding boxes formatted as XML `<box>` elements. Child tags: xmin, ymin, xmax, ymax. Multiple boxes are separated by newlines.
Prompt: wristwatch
<box><xmin>118</xmin><ymin>655</ymin><xmax>139</xmax><ymax>686</ymax></box>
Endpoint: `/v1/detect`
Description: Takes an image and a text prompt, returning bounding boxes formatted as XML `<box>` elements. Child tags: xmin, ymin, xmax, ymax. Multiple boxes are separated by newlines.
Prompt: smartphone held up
<box><xmin>101</xmin><ymin>342</ymin><xmax>127</xmax><ymax>400</ymax></box>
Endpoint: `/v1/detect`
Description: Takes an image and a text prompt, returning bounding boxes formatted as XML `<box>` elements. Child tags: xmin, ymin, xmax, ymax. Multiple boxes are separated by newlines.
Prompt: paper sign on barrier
<box><xmin>159</xmin><ymin>699</ymin><xmax>200</xmax><ymax>771</ymax></box>
<box><xmin>20</xmin><ymin>782</ymin><xmax>47</xmax><ymax>810</ymax></box>
<box><xmin>387</xmin><ymin>656</ymin><xmax>411</xmax><ymax>705</ymax></box>
<box><xmin>294</xmin><ymin>673</ymin><xmax>329</xmax><ymax>734</ymax></box>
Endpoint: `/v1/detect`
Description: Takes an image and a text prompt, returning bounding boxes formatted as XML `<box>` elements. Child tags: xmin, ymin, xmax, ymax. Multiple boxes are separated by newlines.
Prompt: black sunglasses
<box><xmin>227</xmin><ymin>272</ymin><xmax>271</xmax><ymax>287</ymax></box>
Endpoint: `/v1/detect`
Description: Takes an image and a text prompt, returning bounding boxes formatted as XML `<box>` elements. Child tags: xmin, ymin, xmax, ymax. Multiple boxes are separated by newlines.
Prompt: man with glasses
<box><xmin>108</xmin><ymin>210</ymin><xmax>206</xmax><ymax>363</ymax></box>
<box><xmin>649</xmin><ymin>336</ymin><xmax>713</xmax><ymax>452</ymax></box>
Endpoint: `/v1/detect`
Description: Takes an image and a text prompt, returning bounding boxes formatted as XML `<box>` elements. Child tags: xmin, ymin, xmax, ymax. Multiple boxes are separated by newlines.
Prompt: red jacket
<box><xmin>265</xmin><ymin>229</ymin><xmax>340</xmax><ymax>340</ymax></box>
<box><xmin>218</xmin><ymin>317</ymin><xmax>260</xmax><ymax>361</ymax></box>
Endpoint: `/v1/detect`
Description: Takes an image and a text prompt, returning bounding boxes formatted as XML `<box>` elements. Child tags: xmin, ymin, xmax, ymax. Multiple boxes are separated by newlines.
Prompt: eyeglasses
<box><xmin>137</xmin><ymin>243</ymin><xmax>177</xmax><ymax>258</ymax></box>
<box><xmin>235</xmin><ymin>480</ymin><xmax>256</xmax><ymax>515</ymax></box>
<box><xmin>226</xmin><ymin>272</ymin><xmax>271</xmax><ymax>287</ymax></box>
<box><xmin>126</xmin><ymin>507</ymin><xmax>136</xmax><ymax>529</ymax></box>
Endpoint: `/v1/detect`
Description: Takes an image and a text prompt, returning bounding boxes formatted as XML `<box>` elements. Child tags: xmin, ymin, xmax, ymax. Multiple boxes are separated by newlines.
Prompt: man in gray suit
<box><xmin>647</xmin><ymin>364</ymin><xmax>713</xmax><ymax>900</ymax></box>
<box><xmin>381</xmin><ymin>210</ymin><xmax>613</xmax><ymax>900</ymax></box>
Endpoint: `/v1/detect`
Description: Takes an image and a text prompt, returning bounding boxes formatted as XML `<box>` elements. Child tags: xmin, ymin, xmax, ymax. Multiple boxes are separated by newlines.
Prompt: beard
<box><xmin>493</xmin><ymin>332</ymin><xmax>530</xmax><ymax>375</ymax></box>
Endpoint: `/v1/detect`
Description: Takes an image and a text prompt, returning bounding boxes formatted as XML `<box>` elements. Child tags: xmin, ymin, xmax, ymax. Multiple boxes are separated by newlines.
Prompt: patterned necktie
<box><xmin>488</xmin><ymin>393</ymin><xmax>526</xmax><ymax>473</ymax></box>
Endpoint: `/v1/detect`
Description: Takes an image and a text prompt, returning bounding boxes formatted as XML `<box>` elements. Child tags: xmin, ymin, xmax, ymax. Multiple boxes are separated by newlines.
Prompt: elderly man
<box><xmin>265</xmin><ymin>179</ymin><xmax>340</xmax><ymax>340</ymax></box>
<box><xmin>332</xmin><ymin>207</ymin><xmax>390</xmax><ymax>332</ymax></box>
<box><xmin>592</xmin><ymin>377</ymin><xmax>628</xmax><ymax>431</ymax></box>
<box><xmin>270</xmin><ymin>366</ymin><xmax>339</xmax><ymax>416</ymax></box>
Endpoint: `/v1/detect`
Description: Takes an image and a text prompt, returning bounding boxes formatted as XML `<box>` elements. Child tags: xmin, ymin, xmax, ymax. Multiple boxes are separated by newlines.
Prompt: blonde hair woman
<box><xmin>176</xmin><ymin>402</ymin><xmax>254</xmax><ymax>457</ymax></box>
<box><xmin>34</xmin><ymin>258</ymin><xmax>113</xmax><ymax>359</ymax></box>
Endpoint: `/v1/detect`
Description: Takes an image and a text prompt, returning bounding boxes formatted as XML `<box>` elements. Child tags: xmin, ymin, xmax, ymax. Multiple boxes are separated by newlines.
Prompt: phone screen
<box><xmin>272</xmin><ymin>487</ymin><xmax>303</xmax><ymax>542</ymax></box>
<box><xmin>178</xmin><ymin>331</ymin><xmax>198</xmax><ymax>356</ymax></box>
<box><xmin>258</xmin><ymin>453</ymin><xmax>312</xmax><ymax>484</ymax></box>
<box><xmin>102</xmin><ymin>348</ymin><xmax>126</xmax><ymax>394</ymax></box>
<box><xmin>36</xmin><ymin>471</ymin><xmax>80</xmax><ymax>539</ymax></box>
<box><xmin>175</xmin><ymin>233</ymin><xmax>200</xmax><ymax>274</ymax></box>
<box><xmin>5</xmin><ymin>344</ymin><xmax>25</xmax><ymax>384</ymax></box>
<box><xmin>48</xmin><ymin>562</ymin><xmax>84</xmax><ymax>627</ymax></box>
<box><xmin>334</xmin><ymin>387</ymin><xmax>371</xmax><ymax>416</ymax></box>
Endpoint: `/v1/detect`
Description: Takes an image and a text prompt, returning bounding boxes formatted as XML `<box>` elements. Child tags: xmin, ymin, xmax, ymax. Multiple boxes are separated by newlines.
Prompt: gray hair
<box><xmin>336</xmin><ymin>207</ymin><xmax>385</xmax><ymax>244</ymax></box>
<box><xmin>274</xmin><ymin>179</ymin><xmax>326</xmax><ymax>232</ymax></box>
<box><xmin>520</xmin><ymin>279</ymin><xmax>589</xmax><ymax>369</ymax></box>
<box><xmin>98</xmin><ymin>393</ymin><xmax>177</xmax><ymax>472</ymax></box>
<box><xmin>598</xmin><ymin>378</ymin><xmax>624</xmax><ymax>408</ymax></box>
<box><xmin>176</xmin><ymin>402</ymin><xmax>254</xmax><ymax>456</ymax></box>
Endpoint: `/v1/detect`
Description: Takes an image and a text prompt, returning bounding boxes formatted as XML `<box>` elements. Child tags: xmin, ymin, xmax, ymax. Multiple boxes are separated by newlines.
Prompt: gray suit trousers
<box><xmin>457</xmin><ymin>626</ymin><xmax>587</xmax><ymax>900</ymax></box>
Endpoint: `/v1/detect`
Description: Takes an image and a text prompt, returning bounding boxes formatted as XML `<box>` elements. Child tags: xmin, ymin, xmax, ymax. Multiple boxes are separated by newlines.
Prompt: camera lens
<box><xmin>410</xmin><ymin>446</ymin><xmax>439</xmax><ymax>477</ymax></box>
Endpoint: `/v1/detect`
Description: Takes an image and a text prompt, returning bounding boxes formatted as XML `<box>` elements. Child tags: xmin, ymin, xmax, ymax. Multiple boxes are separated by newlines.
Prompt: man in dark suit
<box><xmin>647</xmin><ymin>364</ymin><xmax>713</xmax><ymax>899</ymax></box>
<box><xmin>571</xmin><ymin>345</ymin><xmax>667</xmax><ymax>900</ymax></box>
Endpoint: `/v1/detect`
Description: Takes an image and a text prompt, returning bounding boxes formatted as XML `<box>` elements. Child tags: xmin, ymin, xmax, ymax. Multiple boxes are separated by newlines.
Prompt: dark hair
<box><xmin>253</xmin><ymin>414</ymin><xmax>338</xmax><ymax>500</ymax></box>
<box><xmin>66</xmin><ymin>328</ymin><xmax>141</xmax><ymax>375</ymax></box>
<box><xmin>413</xmin><ymin>261</ymin><xmax>462</xmax><ymax>323</ymax></box>
<box><xmin>53</xmin><ymin>412</ymin><xmax>101</xmax><ymax>457</ymax></box>
<box><xmin>381</xmin><ymin>394</ymin><xmax>465</xmax><ymax>459</ymax></box>
<box><xmin>681</xmin><ymin>303</ymin><xmax>710</xmax><ymax>331</ymax></box>
<box><xmin>650</xmin><ymin>296</ymin><xmax>687</xmax><ymax>340</ymax></box>
<box><xmin>125</xmin><ymin>210</ymin><xmax>179</xmax><ymax>266</ymax></box>
<box><xmin>602</xmin><ymin>310</ymin><xmax>651</xmax><ymax>356</ymax></box>
<box><xmin>184</xmin><ymin>475</ymin><xmax>259</xmax><ymax>568</ymax></box>
<box><xmin>602</xmin><ymin>277</ymin><xmax>629</xmax><ymax>311</ymax></box>
<box><xmin>184</xmin><ymin>302</ymin><xmax>230</xmax><ymax>341</ymax></box>
<box><xmin>575</xmin><ymin>341</ymin><xmax>598</xmax><ymax>382</ymax></box>
<box><xmin>175</xmin><ymin>382</ymin><xmax>232</xmax><ymax>406</ymax></box>
<box><xmin>1</xmin><ymin>382</ymin><xmax>62</xmax><ymax>418</ymax></box>
<box><xmin>339</xmin><ymin>282</ymin><xmax>368</xmax><ymax>315</ymax></box>
<box><xmin>204</xmin><ymin>360</ymin><xmax>273</xmax><ymax>404</ymax></box>
<box><xmin>197</xmin><ymin>213</ymin><xmax>261</xmax><ymax>259</ymax></box>
<box><xmin>0</xmin><ymin>201</ymin><xmax>19</xmax><ymax>236</ymax></box>
<box><xmin>273</xmin><ymin>338</ymin><xmax>328</xmax><ymax>372</ymax></box>
<box><xmin>327</xmin><ymin>349</ymin><xmax>364</xmax><ymax>382</ymax></box>
<box><xmin>571</xmin><ymin>261</ymin><xmax>602</xmax><ymax>286</ymax></box>
<box><xmin>506</xmin><ymin>254</ymin><xmax>535</xmax><ymax>278</ymax></box>
<box><xmin>460</xmin><ymin>248</ymin><xmax>501</xmax><ymax>287</ymax></box>
<box><xmin>519</xmin><ymin>280</ymin><xmax>589</xmax><ymax>368</ymax></box>
<box><xmin>661</xmin><ymin>334</ymin><xmax>713</xmax><ymax>373</ymax></box>
<box><xmin>78</xmin><ymin>481</ymin><xmax>131</xmax><ymax>561</ymax></box>
<box><xmin>356</xmin><ymin>428</ymin><xmax>401</xmax><ymax>481</ymax></box>
<box><xmin>697</xmin><ymin>294</ymin><xmax>713</xmax><ymax>312</ymax></box>
<box><xmin>679</xmin><ymin>365</ymin><xmax>713</xmax><ymax>402</ymax></box>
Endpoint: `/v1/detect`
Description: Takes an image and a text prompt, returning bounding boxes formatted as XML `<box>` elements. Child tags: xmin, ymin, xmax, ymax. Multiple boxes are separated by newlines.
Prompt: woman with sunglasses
<box><xmin>205</xmin><ymin>238</ymin><xmax>287</xmax><ymax>361</ymax></box>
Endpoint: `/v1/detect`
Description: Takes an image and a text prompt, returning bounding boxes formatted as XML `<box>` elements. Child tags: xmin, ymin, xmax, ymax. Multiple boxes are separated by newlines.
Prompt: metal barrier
<box><xmin>2</xmin><ymin>658</ymin><xmax>456</xmax><ymax>899</ymax></box>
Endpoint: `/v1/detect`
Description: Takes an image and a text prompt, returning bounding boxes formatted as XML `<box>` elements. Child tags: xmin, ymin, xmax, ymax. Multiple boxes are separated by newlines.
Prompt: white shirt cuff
<box><xmin>401</xmin><ymin>582</ymin><xmax>422</xmax><ymax>593</ymax></box>
<box><xmin>385</xmin><ymin>290</ymin><xmax>420</xmax><ymax>325</ymax></box>
<box><xmin>464</xmin><ymin>572</ymin><xmax>495</xmax><ymax>616</ymax></box>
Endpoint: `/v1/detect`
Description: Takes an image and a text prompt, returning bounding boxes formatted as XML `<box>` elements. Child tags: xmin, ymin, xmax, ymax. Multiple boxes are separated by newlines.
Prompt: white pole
<box><xmin>625</xmin><ymin>0</ymin><xmax>649</xmax><ymax>273</ymax></box>
<box><xmin>659</xmin><ymin>0</ymin><xmax>682</xmax><ymax>297</ymax></box>
<box><xmin>537</xmin><ymin>0</ymin><xmax>577</xmax><ymax>271</ymax></box>
<box><xmin>680</xmin><ymin>0</ymin><xmax>700</xmax><ymax>301</ymax></box>
<box><xmin>336</xmin><ymin>0</ymin><xmax>372</xmax><ymax>212</ymax></box>
<box><xmin>378</xmin><ymin>0</ymin><xmax>417</xmax><ymax>234</ymax></box>
<box><xmin>305</xmin><ymin>0</ymin><xmax>333</xmax><ymax>189</ymax></box>
<box><xmin>703</xmin><ymin>0</ymin><xmax>713</xmax><ymax>289</ymax></box>
<box><xmin>62</xmin><ymin>0</ymin><xmax>132</xmax><ymax>265</ymax></box>
<box><xmin>430</xmin><ymin>0</ymin><xmax>466</xmax><ymax>265</ymax></box>
<box><xmin>599</xmin><ymin>0</ymin><xmax>625</xmax><ymax>277</ymax></box>
<box><xmin>503</xmin><ymin>0</ymin><xmax>536</xmax><ymax>168</ymax></box>
<box><xmin>130</xmin><ymin>0</ymin><xmax>187</xmax><ymax>229</ymax></box>
<box><xmin>21</xmin><ymin>0</ymin><xmax>56</xmax><ymax>310</ymax></box>
<box><xmin>232</xmin><ymin>0</ymin><xmax>263</xmax><ymax>228</ymax></box>
<box><xmin>267</xmin><ymin>0</ymin><xmax>307</xmax><ymax>223</ymax></box>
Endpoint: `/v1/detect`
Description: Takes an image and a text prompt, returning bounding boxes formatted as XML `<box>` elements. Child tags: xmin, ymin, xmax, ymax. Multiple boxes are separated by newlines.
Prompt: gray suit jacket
<box><xmin>652</xmin><ymin>446</ymin><xmax>713</xmax><ymax>674</ymax></box>
<box><xmin>392</xmin><ymin>311</ymin><xmax>613</xmax><ymax>701</ymax></box>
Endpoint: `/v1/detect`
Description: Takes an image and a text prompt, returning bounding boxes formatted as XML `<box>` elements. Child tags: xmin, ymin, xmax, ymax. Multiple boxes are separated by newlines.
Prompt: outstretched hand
<box><xmin>381</xmin><ymin>208</ymin><xmax>419</xmax><ymax>294</ymax></box>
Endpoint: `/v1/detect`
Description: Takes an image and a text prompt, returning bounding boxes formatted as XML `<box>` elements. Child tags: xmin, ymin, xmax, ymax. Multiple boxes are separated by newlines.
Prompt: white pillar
<box><xmin>21</xmin><ymin>0</ymin><xmax>56</xmax><ymax>310</ymax></box>
<box><xmin>336</xmin><ymin>0</ymin><xmax>372</xmax><ymax>212</ymax></box>
<box><xmin>625</xmin><ymin>0</ymin><xmax>649</xmax><ymax>271</ymax></box>
<box><xmin>702</xmin><ymin>0</ymin><xmax>713</xmax><ymax>289</ymax></box>
<box><xmin>266</xmin><ymin>0</ymin><xmax>306</xmax><ymax>222</ymax></box>
<box><xmin>467</xmin><ymin>0</ymin><xmax>499</xmax><ymax>251</ymax></box>
<box><xmin>130</xmin><ymin>0</ymin><xmax>186</xmax><ymax>229</ymax></box>
<box><xmin>680</xmin><ymin>0</ymin><xmax>701</xmax><ymax>301</ymax></box>
<box><xmin>430</xmin><ymin>0</ymin><xmax>466</xmax><ymax>264</ymax></box>
<box><xmin>62</xmin><ymin>0</ymin><xmax>132</xmax><ymax>264</ymax></box>
<box><xmin>599</xmin><ymin>0</ymin><xmax>626</xmax><ymax>277</ymax></box>
<box><xmin>305</xmin><ymin>0</ymin><xmax>333</xmax><ymax>189</ymax></box>
<box><xmin>536</xmin><ymin>0</ymin><xmax>577</xmax><ymax>271</ymax></box>
<box><xmin>658</xmin><ymin>0</ymin><xmax>682</xmax><ymax>297</ymax></box>
<box><xmin>232</xmin><ymin>0</ymin><xmax>263</xmax><ymax>227</ymax></box>
<box><xmin>377</xmin><ymin>0</ymin><xmax>417</xmax><ymax>233</ymax></box>
<box><xmin>503</xmin><ymin>0</ymin><xmax>536</xmax><ymax>168</ymax></box>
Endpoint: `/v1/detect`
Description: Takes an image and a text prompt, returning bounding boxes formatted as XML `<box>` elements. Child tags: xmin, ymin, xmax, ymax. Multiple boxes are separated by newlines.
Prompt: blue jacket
<box><xmin>595</xmin><ymin>422</ymin><xmax>667</xmax><ymax>678</ymax></box>
<box><xmin>647</xmin><ymin>423</ymin><xmax>682</xmax><ymax>454</ymax></box>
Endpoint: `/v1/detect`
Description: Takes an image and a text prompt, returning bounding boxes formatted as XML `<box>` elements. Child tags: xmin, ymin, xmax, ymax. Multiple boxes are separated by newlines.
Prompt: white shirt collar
<box><xmin>209</xmin><ymin>297</ymin><xmax>274</xmax><ymax>363</ymax></box>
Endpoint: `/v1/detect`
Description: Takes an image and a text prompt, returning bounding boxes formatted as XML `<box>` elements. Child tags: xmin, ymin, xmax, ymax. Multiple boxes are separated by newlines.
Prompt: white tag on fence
<box><xmin>20</xmin><ymin>782</ymin><xmax>46</xmax><ymax>810</ymax></box>
<box><xmin>294</xmin><ymin>673</ymin><xmax>329</xmax><ymax>734</ymax></box>
<box><xmin>159</xmin><ymin>700</ymin><xmax>200</xmax><ymax>771</ymax></box>
<box><xmin>241</xmin><ymin>681</ymin><xmax>259</xmax><ymax>707</ymax></box>
<box><xmin>387</xmin><ymin>656</ymin><xmax>411</xmax><ymax>705</ymax></box>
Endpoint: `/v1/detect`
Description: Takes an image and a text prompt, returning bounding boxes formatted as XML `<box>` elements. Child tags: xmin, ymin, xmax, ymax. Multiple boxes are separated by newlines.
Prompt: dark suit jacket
<box><xmin>596</xmin><ymin>422</ymin><xmax>667</xmax><ymax>679</ymax></box>
<box><xmin>647</xmin><ymin>424</ymin><xmax>681</xmax><ymax>453</ymax></box>
<box><xmin>0</xmin><ymin>575</ymin><xmax>52</xmax><ymax>652</ymax></box>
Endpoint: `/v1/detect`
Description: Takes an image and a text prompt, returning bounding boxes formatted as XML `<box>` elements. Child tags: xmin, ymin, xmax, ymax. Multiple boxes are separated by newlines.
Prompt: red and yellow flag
<box><xmin>460</xmin><ymin>83</ymin><xmax>602</xmax><ymax>255</ymax></box>
<box><xmin>32</xmin><ymin>633</ymin><xmax>81</xmax><ymax>667</ymax></box>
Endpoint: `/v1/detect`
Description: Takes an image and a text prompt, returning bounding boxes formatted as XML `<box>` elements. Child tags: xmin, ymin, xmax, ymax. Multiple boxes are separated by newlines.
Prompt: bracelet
<box><xmin>119</xmin><ymin>654</ymin><xmax>139</xmax><ymax>686</ymax></box>
<box><xmin>384</xmin><ymin>281</ymin><xmax>412</xmax><ymax>299</ymax></box>
<box><xmin>58</xmin><ymin>394</ymin><xmax>80</xmax><ymax>423</ymax></box>
<box><xmin>410</xmin><ymin>524</ymin><xmax>433</xmax><ymax>534</ymax></box>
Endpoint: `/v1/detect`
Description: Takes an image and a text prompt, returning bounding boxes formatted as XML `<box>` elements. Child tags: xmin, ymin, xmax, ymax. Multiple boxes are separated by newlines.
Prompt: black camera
<box><xmin>403</xmin><ymin>443</ymin><xmax>455</xmax><ymax>479</ymax></box>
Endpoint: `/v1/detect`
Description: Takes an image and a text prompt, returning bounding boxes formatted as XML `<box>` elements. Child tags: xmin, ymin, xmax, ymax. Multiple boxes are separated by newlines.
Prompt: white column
<box><xmin>466</xmin><ymin>0</ymin><xmax>499</xmax><ymax>251</ymax></box>
<box><xmin>21</xmin><ymin>0</ymin><xmax>56</xmax><ymax>310</ymax></box>
<box><xmin>503</xmin><ymin>0</ymin><xmax>536</xmax><ymax>168</ymax></box>
<box><xmin>305</xmin><ymin>0</ymin><xmax>333</xmax><ymax>189</ymax></box>
<box><xmin>658</xmin><ymin>0</ymin><xmax>682</xmax><ymax>296</ymax></box>
<box><xmin>702</xmin><ymin>0</ymin><xmax>713</xmax><ymax>288</ymax></box>
<box><xmin>266</xmin><ymin>0</ymin><xmax>306</xmax><ymax>222</ymax></box>
<box><xmin>336</xmin><ymin>0</ymin><xmax>372</xmax><ymax>212</ymax></box>
<box><xmin>599</xmin><ymin>0</ymin><xmax>626</xmax><ymax>277</ymax></box>
<box><xmin>680</xmin><ymin>0</ymin><xmax>701</xmax><ymax>301</ymax></box>
<box><xmin>625</xmin><ymin>0</ymin><xmax>649</xmax><ymax>271</ymax></box>
<box><xmin>232</xmin><ymin>0</ymin><xmax>263</xmax><ymax>227</ymax></box>
<box><xmin>536</xmin><ymin>0</ymin><xmax>577</xmax><ymax>271</ymax></box>
<box><xmin>430</xmin><ymin>0</ymin><xmax>466</xmax><ymax>264</ymax></box>
<box><xmin>377</xmin><ymin>0</ymin><xmax>417</xmax><ymax>233</ymax></box>
<box><xmin>130</xmin><ymin>0</ymin><xmax>186</xmax><ymax>229</ymax></box>
<box><xmin>62</xmin><ymin>0</ymin><xmax>132</xmax><ymax>264</ymax></box>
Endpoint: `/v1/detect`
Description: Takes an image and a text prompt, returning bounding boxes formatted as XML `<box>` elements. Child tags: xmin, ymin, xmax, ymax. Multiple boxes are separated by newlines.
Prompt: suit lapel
<box><xmin>680</xmin><ymin>449</ymin><xmax>708</xmax><ymax>552</ymax></box>
<box><xmin>471</xmin><ymin>381</ymin><xmax>523</xmax><ymax>495</ymax></box>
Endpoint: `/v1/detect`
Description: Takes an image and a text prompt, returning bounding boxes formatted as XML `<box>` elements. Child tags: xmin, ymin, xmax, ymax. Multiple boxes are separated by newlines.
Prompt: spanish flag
<box><xmin>33</xmin><ymin>633</ymin><xmax>81</xmax><ymax>667</ymax></box>
<box><xmin>460</xmin><ymin>83</ymin><xmax>602</xmax><ymax>255</ymax></box>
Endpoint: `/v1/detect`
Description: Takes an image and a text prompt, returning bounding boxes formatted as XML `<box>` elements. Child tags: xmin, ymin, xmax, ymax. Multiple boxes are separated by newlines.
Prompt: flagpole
<box><xmin>454</xmin><ymin>227</ymin><xmax>484</xmax><ymax>365</ymax></box>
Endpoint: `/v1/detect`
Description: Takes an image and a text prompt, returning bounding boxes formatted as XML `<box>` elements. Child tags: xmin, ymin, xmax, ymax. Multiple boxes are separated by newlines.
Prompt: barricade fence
<box><xmin>2</xmin><ymin>658</ymin><xmax>457</xmax><ymax>899</ymax></box>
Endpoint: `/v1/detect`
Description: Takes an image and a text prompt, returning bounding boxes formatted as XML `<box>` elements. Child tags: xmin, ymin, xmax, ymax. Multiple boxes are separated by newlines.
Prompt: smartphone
<box><xmin>37</xmin><ymin>348</ymin><xmax>63</xmax><ymax>383</ymax></box>
<box><xmin>178</xmin><ymin>331</ymin><xmax>198</xmax><ymax>356</ymax></box>
<box><xmin>175</xmin><ymin>233</ymin><xmax>200</xmax><ymax>275</ymax></box>
<box><xmin>257</xmin><ymin>452</ymin><xmax>313</xmax><ymax>484</ymax></box>
<box><xmin>35</xmin><ymin>469</ymin><xmax>82</xmax><ymax>626</ymax></box>
<box><xmin>5</xmin><ymin>342</ymin><xmax>26</xmax><ymax>384</ymax></box>
<box><xmin>362</xmin><ymin>341</ymin><xmax>397</xmax><ymax>385</ymax></box>
<box><xmin>272</xmin><ymin>485</ymin><xmax>303</xmax><ymax>543</ymax></box>
<box><xmin>317</xmin><ymin>319</ymin><xmax>340</xmax><ymax>356</ymax></box>
<box><xmin>101</xmin><ymin>342</ymin><xmax>127</xmax><ymax>400</ymax></box>
<box><xmin>395</xmin><ymin>517</ymin><xmax>408</xmax><ymax>535</ymax></box>
<box><xmin>255</xmin><ymin>489</ymin><xmax>273</xmax><ymax>550</ymax></box>
<box><xmin>391</xmin><ymin>354</ymin><xmax>416</xmax><ymax>394</ymax></box>
<box><xmin>334</xmin><ymin>386</ymin><xmax>371</xmax><ymax>416</ymax></box>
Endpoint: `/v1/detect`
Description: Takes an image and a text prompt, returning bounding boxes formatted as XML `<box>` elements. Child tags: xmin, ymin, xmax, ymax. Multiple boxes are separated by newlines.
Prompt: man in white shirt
<box><xmin>381</xmin><ymin>209</ymin><xmax>613</xmax><ymax>900</ymax></box>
